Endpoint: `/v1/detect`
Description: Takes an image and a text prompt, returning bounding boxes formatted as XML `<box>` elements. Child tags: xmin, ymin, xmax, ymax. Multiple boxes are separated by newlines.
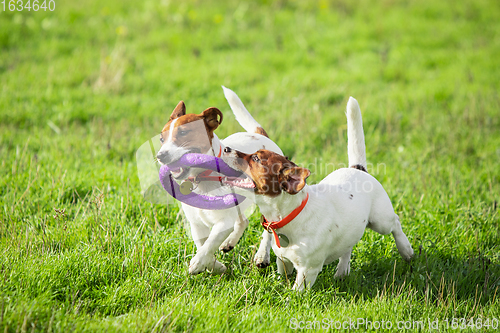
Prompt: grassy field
<box><xmin>1</xmin><ymin>0</ymin><xmax>500</xmax><ymax>331</ymax></box>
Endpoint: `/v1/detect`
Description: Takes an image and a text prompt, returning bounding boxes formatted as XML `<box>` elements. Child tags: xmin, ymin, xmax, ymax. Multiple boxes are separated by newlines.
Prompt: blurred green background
<box><xmin>1</xmin><ymin>0</ymin><xmax>499</xmax><ymax>331</ymax></box>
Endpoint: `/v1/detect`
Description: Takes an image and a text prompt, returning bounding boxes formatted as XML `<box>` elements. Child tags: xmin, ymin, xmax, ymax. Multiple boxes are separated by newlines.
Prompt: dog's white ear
<box><xmin>200</xmin><ymin>107</ymin><xmax>223</xmax><ymax>131</ymax></box>
<box><xmin>281</xmin><ymin>167</ymin><xmax>310</xmax><ymax>195</ymax></box>
<box><xmin>169</xmin><ymin>101</ymin><xmax>186</xmax><ymax>120</ymax></box>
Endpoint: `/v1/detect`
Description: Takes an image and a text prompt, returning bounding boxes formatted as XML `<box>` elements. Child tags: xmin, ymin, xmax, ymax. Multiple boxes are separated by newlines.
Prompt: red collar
<box><xmin>261</xmin><ymin>193</ymin><xmax>309</xmax><ymax>248</ymax></box>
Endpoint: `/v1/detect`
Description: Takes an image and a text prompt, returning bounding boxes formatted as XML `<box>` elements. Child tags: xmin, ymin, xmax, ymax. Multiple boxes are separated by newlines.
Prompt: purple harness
<box><xmin>159</xmin><ymin>153</ymin><xmax>246</xmax><ymax>210</ymax></box>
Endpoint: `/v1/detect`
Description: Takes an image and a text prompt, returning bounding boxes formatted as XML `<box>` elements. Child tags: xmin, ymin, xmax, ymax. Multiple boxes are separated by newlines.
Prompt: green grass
<box><xmin>1</xmin><ymin>0</ymin><xmax>500</xmax><ymax>331</ymax></box>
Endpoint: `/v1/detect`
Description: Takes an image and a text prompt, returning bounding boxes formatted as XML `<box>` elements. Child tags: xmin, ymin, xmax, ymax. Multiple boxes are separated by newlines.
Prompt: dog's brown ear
<box><xmin>201</xmin><ymin>107</ymin><xmax>223</xmax><ymax>131</ymax></box>
<box><xmin>280</xmin><ymin>167</ymin><xmax>310</xmax><ymax>195</ymax></box>
<box><xmin>169</xmin><ymin>101</ymin><xmax>186</xmax><ymax>120</ymax></box>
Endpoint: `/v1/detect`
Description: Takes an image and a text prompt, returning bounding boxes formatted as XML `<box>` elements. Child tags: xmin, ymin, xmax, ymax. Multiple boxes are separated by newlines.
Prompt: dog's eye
<box><xmin>252</xmin><ymin>155</ymin><xmax>260</xmax><ymax>163</ymax></box>
<box><xmin>159</xmin><ymin>137</ymin><xmax>165</xmax><ymax>143</ymax></box>
<box><xmin>179</xmin><ymin>130</ymin><xmax>188</xmax><ymax>136</ymax></box>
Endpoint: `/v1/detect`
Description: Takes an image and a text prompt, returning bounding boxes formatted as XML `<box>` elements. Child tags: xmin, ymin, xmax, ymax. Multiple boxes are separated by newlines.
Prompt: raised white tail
<box><xmin>222</xmin><ymin>86</ymin><xmax>269</xmax><ymax>137</ymax></box>
<box><xmin>346</xmin><ymin>97</ymin><xmax>367</xmax><ymax>170</ymax></box>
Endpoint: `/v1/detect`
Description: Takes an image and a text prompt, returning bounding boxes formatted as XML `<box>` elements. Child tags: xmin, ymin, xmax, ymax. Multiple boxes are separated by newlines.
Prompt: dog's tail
<box><xmin>222</xmin><ymin>86</ymin><xmax>269</xmax><ymax>138</ymax></box>
<box><xmin>346</xmin><ymin>97</ymin><xmax>367</xmax><ymax>172</ymax></box>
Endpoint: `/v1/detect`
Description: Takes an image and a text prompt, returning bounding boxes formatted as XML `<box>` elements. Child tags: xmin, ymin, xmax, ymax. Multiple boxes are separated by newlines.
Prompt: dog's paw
<box><xmin>291</xmin><ymin>282</ymin><xmax>306</xmax><ymax>292</ymax></box>
<box><xmin>189</xmin><ymin>254</ymin><xmax>227</xmax><ymax>275</ymax></box>
<box><xmin>188</xmin><ymin>257</ymin><xmax>205</xmax><ymax>275</ymax></box>
<box><xmin>188</xmin><ymin>254</ymin><xmax>214</xmax><ymax>275</ymax></box>
<box><xmin>256</xmin><ymin>261</ymin><xmax>270</xmax><ymax>269</ymax></box>
<box><xmin>334</xmin><ymin>269</ymin><xmax>349</xmax><ymax>279</ymax></box>
<box><xmin>219</xmin><ymin>241</ymin><xmax>234</xmax><ymax>253</ymax></box>
<box><xmin>334</xmin><ymin>265</ymin><xmax>350</xmax><ymax>279</ymax></box>
<box><xmin>209</xmin><ymin>260</ymin><xmax>227</xmax><ymax>275</ymax></box>
<box><xmin>254</xmin><ymin>252</ymin><xmax>270</xmax><ymax>269</ymax></box>
<box><xmin>400</xmin><ymin>246</ymin><xmax>414</xmax><ymax>262</ymax></box>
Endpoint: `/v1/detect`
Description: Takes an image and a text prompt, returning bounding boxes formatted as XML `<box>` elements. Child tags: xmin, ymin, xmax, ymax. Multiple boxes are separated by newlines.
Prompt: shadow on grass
<box><xmin>312</xmin><ymin>247</ymin><xmax>499</xmax><ymax>307</ymax></box>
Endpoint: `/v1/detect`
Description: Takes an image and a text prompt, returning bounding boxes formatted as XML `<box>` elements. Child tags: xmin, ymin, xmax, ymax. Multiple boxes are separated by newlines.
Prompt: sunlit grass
<box><xmin>1</xmin><ymin>0</ymin><xmax>499</xmax><ymax>331</ymax></box>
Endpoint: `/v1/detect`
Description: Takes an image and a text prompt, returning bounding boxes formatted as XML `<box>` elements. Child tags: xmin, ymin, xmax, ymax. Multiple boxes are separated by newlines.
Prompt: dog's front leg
<box><xmin>189</xmin><ymin>221</ymin><xmax>210</xmax><ymax>249</ymax></box>
<box><xmin>219</xmin><ymin>214</ymin><xmax>249</xmax><ymax>253</ymax></box>
<box><xmin>254</xmin><ymin>230</ymin><xmax>272</xmax><ymax>268</ymax></box>
<box><xmin>189</xmin><ymin>220</ymin><xmax>234</xmax><ymax>275</ymax></box>
<box><xmin>292</xmin><ymin>267</ymin><xmax>322</xmax><ymax>292</ymax></box>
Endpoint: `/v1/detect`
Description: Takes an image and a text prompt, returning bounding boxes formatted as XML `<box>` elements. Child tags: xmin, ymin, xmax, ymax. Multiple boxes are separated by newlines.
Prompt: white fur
<box><xmin>165</xmin><ymin>89</ymin><xmax>282</xmax><ymax>275</ymax></box>
<box><xmin>157</xmin><ymin>119</ymin><xmax>192</xmax><ymax>166</ymax></box>
<box><xmin>223</xmin><ymin>97</ymin><xmax>414</xmax><ymax>290</ymax></box>
<box><xmin>167</xmin><ymin>118</ymin><xmax>178</xmax><ymax>142</ymax></box>
<box><xmin>222</xmin><ymin>86</ymin><xmax>264</xmax><ymax>134</ymax></box>
<box><xmin>186</xmin><ymin>132</ymin><xmax>281</xmax><ymax>274</ymax></box>
<box><xmin>347</xmin><ymin>97</ymin><xmax>366</xmax><ymax>169</ymax></box>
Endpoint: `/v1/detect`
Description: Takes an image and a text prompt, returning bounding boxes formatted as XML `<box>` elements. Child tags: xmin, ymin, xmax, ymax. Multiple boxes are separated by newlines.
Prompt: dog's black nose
<box><xmin>224</xmin><ymin>147</ymin><xmax>232</xmax><ymax>153</ymax></box>
<box><xmin>156</xmin><ymin>151</ymin><xmax>171</xmax><ymax>164</ymax></box>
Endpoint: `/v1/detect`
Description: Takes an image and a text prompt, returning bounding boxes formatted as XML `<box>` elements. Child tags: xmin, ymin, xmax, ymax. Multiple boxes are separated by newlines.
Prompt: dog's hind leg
<box><xmin>368</xmin><ymin>208</ymin><xmax>414</xmax><ymax>262</ymax></box>
<box><xmin>391</xmin><ymin>216</ymin><xmax>414</xmax><ymax>261</ymax></box>
<box><xmin>219</xmin><ymin>214</ymin><xmax>249</xmax><ymax>253</ymax></box>
<box><xmin>334</xmin><ymin>247</ymin><xmax>353</xmax><ymax>279</ymax></box>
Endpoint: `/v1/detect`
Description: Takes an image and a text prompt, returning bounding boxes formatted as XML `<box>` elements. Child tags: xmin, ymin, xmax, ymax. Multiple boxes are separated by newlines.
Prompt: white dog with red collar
<box><xmin>222</xmin><ymin>97</ymin><xmax>414</xmax><ymax>291</ymax></box>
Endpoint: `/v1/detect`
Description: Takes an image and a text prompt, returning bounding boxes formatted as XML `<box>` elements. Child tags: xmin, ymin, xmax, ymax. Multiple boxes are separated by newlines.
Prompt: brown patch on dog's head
<box><xmin>231</xmin><ymin>149</ymin><xmax>310</xmax><ymax>196</ymax></box>
<box><xmin>169</xmin><ymin>101</ymin><xmax>186</xmax><ymax>120</ymax></box>
<box><xmin>280</xmin><ymin>167</ymin><xmax>310</xmax><ymax>195</ymax></box>
<box><xmin>200</xmin><ymin>107</ymin><xmax>223</xmax><ymax>132</ymax></box>
<box><xmin>160</xmin><ymin>102</ymin><xmax>224</xmax><ymax>153</ymax></box>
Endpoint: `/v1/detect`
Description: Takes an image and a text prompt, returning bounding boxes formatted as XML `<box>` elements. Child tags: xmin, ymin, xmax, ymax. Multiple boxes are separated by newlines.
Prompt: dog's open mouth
<box><xmin>222</xmin><ymin>175</ymin><xmax>256</xmax><ymax>189</ymax></box>
<box><xmin>170</xmin><ymin>167</ymin><xmax>190</xmax><ymax>180</ymax></box>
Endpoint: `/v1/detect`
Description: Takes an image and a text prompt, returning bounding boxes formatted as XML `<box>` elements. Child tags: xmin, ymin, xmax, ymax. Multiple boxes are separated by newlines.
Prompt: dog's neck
<box><xmin>256</xmin><ymin>187</ymin><xmax>309</xmax><ymax>223</ymax></box>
